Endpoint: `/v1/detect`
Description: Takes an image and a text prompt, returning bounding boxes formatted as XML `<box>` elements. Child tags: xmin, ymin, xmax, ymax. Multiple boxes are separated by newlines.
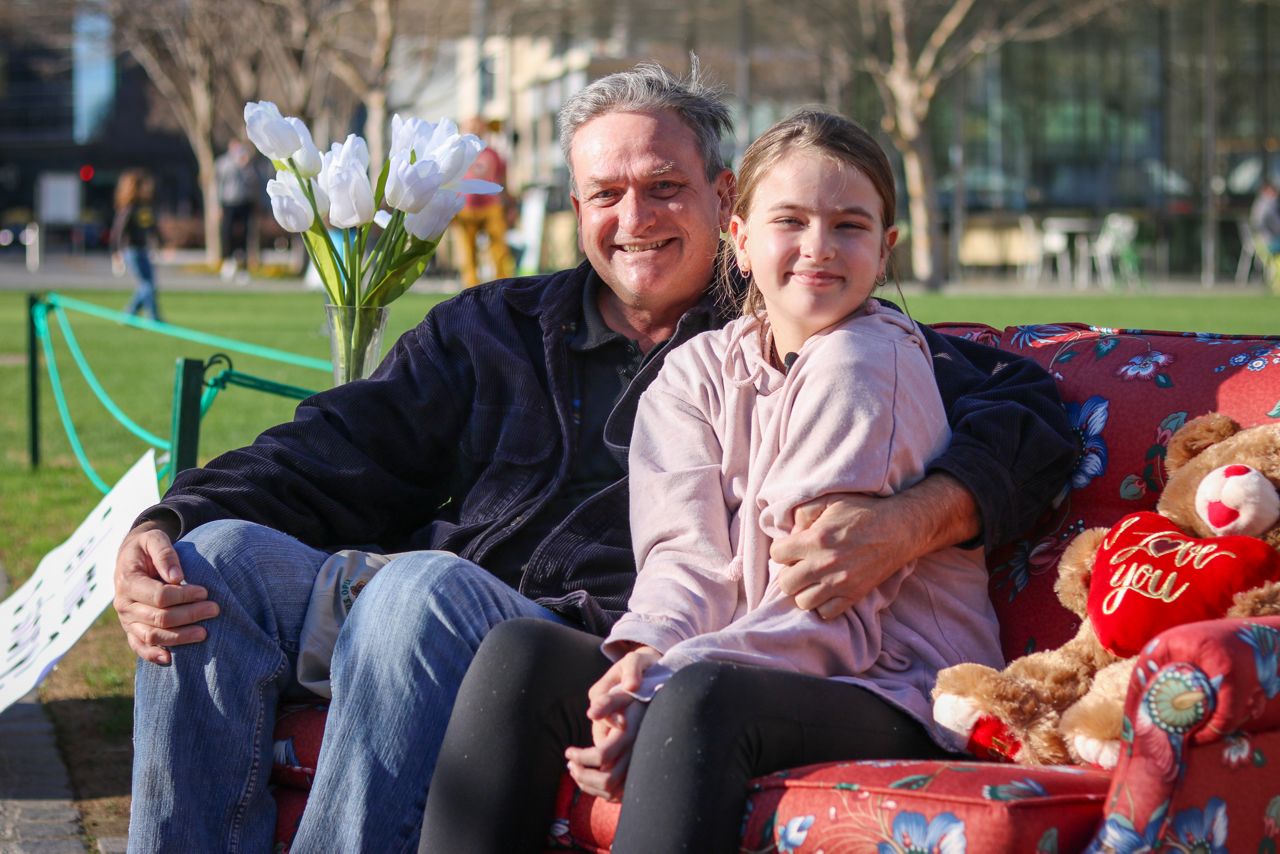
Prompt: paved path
<box><xmin>0</xmin><ymin>692</ymin><xmax>84</xmax><ymax>852</ymax></box>
<box><xmin>0</xmin><ymin>568</ymin><xmax>88</xmax><ymax>853</ymax></box>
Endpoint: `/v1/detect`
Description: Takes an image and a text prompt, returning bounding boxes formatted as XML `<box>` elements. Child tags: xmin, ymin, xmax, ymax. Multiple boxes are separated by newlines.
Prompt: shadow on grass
<box><xmin>44</xmin><ymin>695</ymin><xmax>134</xmax><ymax>800</ymax></box>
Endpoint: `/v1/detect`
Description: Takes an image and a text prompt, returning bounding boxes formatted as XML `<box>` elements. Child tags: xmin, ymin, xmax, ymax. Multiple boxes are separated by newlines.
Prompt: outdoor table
<box><xmin>1041</xmin><ymin>216</ymin><xmax>1099</xmax><ymax>289</ymax></box>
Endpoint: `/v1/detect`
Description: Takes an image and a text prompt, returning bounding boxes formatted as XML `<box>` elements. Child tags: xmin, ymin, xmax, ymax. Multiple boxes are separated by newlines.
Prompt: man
<box><xmin>116</xmin><ymin>63</ymin><xmax>1075</xmax><ymax>853</ymax></box>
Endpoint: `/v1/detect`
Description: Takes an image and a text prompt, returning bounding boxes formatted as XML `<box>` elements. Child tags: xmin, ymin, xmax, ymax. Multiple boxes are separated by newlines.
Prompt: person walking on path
<box><xmin>110</xmin><ymin>169</ymin><xmax>162</xmax><ymax>322</ymax></box>
<box><xmin>451</xmin><ymin>117</ymin><xmax>515</xmax><ymax>287</ymax></box>
<box><xmin>1250</xmin><ymin>181</ymin><xmax>1280</xmax><ymax>294</ymax></box>
<box><xmin>216</xmin><ymin>139</ymin><xmax>260</xmax><ymax>283</ymax></box>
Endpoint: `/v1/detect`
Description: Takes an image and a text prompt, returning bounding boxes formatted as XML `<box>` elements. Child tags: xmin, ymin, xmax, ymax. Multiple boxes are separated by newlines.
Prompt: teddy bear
<box><xmin>932</xmin><ymin>413</ymin><xmax>1280</xmax><ymax>770</ymax></box>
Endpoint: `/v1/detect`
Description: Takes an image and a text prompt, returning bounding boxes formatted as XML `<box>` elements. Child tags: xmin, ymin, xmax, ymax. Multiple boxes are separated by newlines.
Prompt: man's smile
<box><xmin>616</xmin><ymin>239</ymin><xmax>674</xmax><ymax>253</ymax></box>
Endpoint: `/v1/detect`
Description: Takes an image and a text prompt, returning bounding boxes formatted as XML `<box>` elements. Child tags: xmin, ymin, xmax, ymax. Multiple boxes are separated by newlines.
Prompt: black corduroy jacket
<box><xmin>154</xmin><ymin>261</ymin><xmax>1075</xmax><ymax>633</ymax></box>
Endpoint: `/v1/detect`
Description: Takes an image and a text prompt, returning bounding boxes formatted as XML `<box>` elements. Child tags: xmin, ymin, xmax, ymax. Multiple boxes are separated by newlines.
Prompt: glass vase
<box><xmin>325</xmin><ymin>304</ymin><xmax>390</xmax><ymax>386</ymax></box>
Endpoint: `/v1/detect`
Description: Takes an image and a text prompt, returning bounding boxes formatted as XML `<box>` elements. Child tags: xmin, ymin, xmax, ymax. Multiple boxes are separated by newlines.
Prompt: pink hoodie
<box><xmin>606</xmin><ymin>300</ymin><xmax>1003</xmax><ymax>748</ymax></box>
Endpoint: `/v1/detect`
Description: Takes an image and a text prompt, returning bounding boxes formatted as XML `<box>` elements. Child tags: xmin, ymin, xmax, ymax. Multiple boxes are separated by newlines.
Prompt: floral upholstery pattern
<box><xmin>270</xmin><ymin>324</ymin><xmax>1280</xmax><ymax>854</ymax></box>
<box><xmin>988</xmin><ymin>324</ymin><xmax>1280</xmax><ymax>661</ymax></box>
<box><xmin>738</xmin><ymin>761</ymin><xmax>1111</xmax><ymax>854</ymax></box>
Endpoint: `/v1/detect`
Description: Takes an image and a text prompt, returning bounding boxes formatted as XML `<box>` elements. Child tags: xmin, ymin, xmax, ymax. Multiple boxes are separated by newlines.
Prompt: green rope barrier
<box><xmin>46</xmin><ymin>293</ymin><xmax>333</xmax><ymax>373</ymax></box>
<box><xmin>208</xmin><ymin>369</ymin><xmax>317</xmax><ymax>402</ymax></box>
<box><xmin>31</xmin><ymin>303</ymin><xmax>111</xmax><ymax>494</ymax></box>
<box><xmin>29</xmin><ymin>297</ymin><xmax>325</xmax><ymax>495</ymax></box>
<box><xmin>51</xmin><ymin>304</ymin><xmax>170</xmax><ymax>450</ymax></box>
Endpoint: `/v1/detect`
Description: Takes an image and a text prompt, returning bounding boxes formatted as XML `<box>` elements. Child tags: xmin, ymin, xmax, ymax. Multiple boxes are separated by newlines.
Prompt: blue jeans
<box><xmin>122</xmin><ymin>246</ymin><xmax>160</xmax><ymax>321</ymax></box>
<box><xmin>128</xmin><ymin>519</ymin><xmax>564</xmax><ymax>853</ymax></box>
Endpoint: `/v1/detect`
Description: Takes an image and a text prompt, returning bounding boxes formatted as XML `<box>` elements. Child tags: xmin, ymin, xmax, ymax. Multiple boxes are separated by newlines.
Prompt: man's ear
<box><xmin>570</xmin><ymin>193</ymin><xmax>584</xmax><ymax>252</ymax></box>
<box><xmin>715</xmin><ymin>169</ymin><xmax>736</xmax><ymax>231</ymax></box>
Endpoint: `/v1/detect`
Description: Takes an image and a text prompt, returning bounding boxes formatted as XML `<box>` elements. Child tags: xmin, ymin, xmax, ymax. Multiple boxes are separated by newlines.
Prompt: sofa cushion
<box><xmin>739</xmin><ymin>760</ymin><xmax>1110</xmax><ymax>854</ymax></box>
<box><xmin>545</xmin><ymin>759</ymin><xmax>1111</xmax><ymax>852</ymax></box>
<box><xmin>986</xmin><ymin>325</ymin><xmax>1280</xmax><ymax>660</ymax></box>
<box><xmin>271</xmin><ymin>703</ymin><xmax>328</xmax><ymax>790</ymax></box>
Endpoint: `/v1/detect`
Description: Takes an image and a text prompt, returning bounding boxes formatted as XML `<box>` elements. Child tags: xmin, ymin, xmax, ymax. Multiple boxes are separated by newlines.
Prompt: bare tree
<box><xmin>94</xmin><ymin>0</ymin><xmax>277</xmax><ymax>265</ymax></box>
<box><xmin>793</xmin><ymin>0</ymin><xmax>1117</xmax><ymax>288</ymax></box>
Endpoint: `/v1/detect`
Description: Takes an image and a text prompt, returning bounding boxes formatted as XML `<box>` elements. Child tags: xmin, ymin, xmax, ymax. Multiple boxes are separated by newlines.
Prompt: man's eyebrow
<box><xmin>580</xmin><ymin>162</ymin><xmax>681</xmax><ymax>189</ymax></box>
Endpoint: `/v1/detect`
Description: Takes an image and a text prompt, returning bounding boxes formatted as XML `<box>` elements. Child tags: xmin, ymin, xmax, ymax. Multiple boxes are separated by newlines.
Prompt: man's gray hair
<box><xmin>558</xmin><ymin>59</ymin><xmax>733</xmax><ymax>189</ymax></box>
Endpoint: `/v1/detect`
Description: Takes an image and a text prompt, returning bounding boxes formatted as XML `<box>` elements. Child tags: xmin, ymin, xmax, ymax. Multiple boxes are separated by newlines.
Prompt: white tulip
<box><xmin>433</xmin><ymin>133</ymin><xmax>485</xmax><ymax>186</ymax></box>
<box><xmin>244</xmin><ymin>101</ymin><xmax>301</xmax><ymax>161</ymax></box>
<box><xmin>387</xmin><ymin>114</ymin><xmax>503</xmax><ymax>198</ymax></box>
<box><xmin>389</xmin><ymin>114</ymin><xmax>432</xmax><ymax>159</ymax></box>
<box><xmin>333</xmin><ymin>134</ymin><xmax>371</xmax><ymax>171</ymax></box>
<box><xmin>266</xmin><ymin>171</ymin><xmax>314</xmax><ymax>233</ymax></box>
<box><xmin>285</xmin><ymin>117</ymin><xmax>323</xmax><ymax>177</ymax></box>
<box><xmin>319</xmin><ymin>136</ymin><xmax>375</xmax><ymax>228</ymax></box>
<box><xmin>385</xmin><ymin>151</ymin><xmax>443</xmax><ymax>214</ymax></box>
<box><xmin>404</xmin><ymin>190</ymin><xmax>464</xmax><ymax>241</ymax></box>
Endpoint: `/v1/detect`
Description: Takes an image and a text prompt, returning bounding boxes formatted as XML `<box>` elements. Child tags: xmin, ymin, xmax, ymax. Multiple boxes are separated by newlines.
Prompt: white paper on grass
<box><xmin>0</xmin><ymin>450</ymin><xmax>159</xmax><ymax>713</ymax></box>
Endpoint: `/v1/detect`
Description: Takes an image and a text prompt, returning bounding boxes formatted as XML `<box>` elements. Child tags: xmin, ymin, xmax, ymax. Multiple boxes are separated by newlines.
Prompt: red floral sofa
<box><xmin>271</xmin><ymin>322</ymin><xmax>1280</xmax><ymax>852</ymax></box>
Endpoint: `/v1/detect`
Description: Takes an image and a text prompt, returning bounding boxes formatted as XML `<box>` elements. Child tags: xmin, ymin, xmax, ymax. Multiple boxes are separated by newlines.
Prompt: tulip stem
<box><xmin>344</xmin><ymin>228</ymin><xmax>358</xmax><ymax>304</ymax></box>
<box><xmin>290</xmin><ymin>159</ymin><xmax>350</xmax><ymax>304</ymax></box>
<box><xmin>366</xmin><ymin>211</ymin><xmax>405</xmax><ymax>305</ymax></box>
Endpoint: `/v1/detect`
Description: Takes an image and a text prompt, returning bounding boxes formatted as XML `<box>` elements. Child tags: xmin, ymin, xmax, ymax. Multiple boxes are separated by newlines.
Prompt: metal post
<box><xmin>25</xmin><ymin>222</ymin><xmax>39</xmax><ymax>272</ymax></box>
<box><xmin>1202</xmin><ymin>0</ymin><xmax>1218</xmax><ymax>288</ymax></box>
<box><xmin>27</xmin><ymin>293</ymin><xmax>40</xmax><ymax>468</ymax></box>
<box><xmin>169</xmin><ymin>358</ymin><xmax>205</xmax><ymax>484</ymax></box>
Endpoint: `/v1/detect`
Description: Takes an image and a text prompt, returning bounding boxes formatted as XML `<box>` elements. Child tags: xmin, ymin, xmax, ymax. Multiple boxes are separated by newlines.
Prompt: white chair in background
<box><xmin>1091</xmin><ymin>213</ymin><xmax>1140</xmax><ymax>289</ymax></box>
<box><xmin>1028</xmin><ymin>217</ymin><xmax>1073</xmax><ymax>285</ymax></box>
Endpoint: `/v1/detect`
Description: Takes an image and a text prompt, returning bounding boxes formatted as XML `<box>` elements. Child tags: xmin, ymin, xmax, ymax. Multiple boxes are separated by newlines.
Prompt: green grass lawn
<box><xmin>0</xmin><ymin>284</ymin><xmax>1276</xmax><ymax>842</ymax></box>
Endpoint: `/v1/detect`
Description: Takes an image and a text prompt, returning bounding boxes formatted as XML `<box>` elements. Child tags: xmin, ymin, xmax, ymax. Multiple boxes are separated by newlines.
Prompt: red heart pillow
<box><xmin>1087</xmin><ymin>512</ymin><xmax>1280</xmax><ymax>657</ymax></box>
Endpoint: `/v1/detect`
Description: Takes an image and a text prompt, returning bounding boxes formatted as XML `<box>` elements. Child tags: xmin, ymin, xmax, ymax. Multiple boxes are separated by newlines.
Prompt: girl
<box><xmin>110</xmin><ymin>169</ymin><xmax>163</xmax><ymax>322</ymax></box>
<box><xmin>419</xmin><ymin>110</ymin><xmax>1003</xmax><ymax>853</ymax></box>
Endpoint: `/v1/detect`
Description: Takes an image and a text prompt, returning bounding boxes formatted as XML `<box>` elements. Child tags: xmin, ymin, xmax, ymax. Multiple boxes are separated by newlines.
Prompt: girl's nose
<box><xmin>801</xmin><ymin>225</ymin><xmax>835</xmax><ymax>260</ymax></box>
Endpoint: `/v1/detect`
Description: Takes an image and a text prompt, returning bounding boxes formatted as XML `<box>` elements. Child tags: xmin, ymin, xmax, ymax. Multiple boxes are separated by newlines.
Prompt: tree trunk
<box><xmin>899</xmin><ymin>128</ymin><xmax>945</xmax><ymax>291</ymax></box>
<box><xmin>365</xmin><ymin>88</ymin><xmax>387</xmax><ymax>179</ymax></box>
<box><xmin>194</xmin><ymin>138</ymin><xmax>221</xmax><ymax>267</ymax></box>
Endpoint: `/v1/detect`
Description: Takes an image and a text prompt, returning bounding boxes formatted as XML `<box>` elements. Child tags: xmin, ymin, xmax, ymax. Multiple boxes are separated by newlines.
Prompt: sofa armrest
<box><xmin>1089</xmin><ymin>616</ymin><xmax>1280</xmax><ymax>850</ymax></box>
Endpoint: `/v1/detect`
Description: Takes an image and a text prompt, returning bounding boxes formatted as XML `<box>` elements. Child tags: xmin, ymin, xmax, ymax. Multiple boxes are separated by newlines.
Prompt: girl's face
<box><xmin>730</xmin><ymin>149</ymin><xmax>897</xmax><ymax>358</ymax></box>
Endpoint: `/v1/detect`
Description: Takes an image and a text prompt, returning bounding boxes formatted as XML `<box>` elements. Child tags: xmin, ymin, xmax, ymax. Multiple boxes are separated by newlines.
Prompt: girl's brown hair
<box><xmin>114</xmin><ymin>169</ymin><xmax>155</xmax><ymax>209</ymax></box>
<box><xmin>723</xmin><ymin>110</ymin><xmax>898</xmax><ymax>316</ymax></box>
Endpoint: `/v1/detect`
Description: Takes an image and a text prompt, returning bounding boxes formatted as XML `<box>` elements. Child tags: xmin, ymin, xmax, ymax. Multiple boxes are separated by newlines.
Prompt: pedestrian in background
<box><xmin>451</xmin><ymin>117</ymin><xmax>515</xmax><ymax>287</ymax></box>
<box><xmin>1249</xmin><ymin>181</ymin><xmax>1280</xmax><ymax>294</ymax></box>
<box><xmin>111</xmin><ymin>169</ymin><xmax>163</xmax><ymax>322</ymax></box>
<box><xmin>216</xmin><ymin>139</ymin><xmax>260</xmax><ymax>283</ymax></box>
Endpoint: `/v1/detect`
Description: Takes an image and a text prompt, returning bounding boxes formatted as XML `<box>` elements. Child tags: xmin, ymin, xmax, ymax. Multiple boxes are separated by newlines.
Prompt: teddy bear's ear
<box><xmin>1165</xmin><ymin>413</ymin><xmax>1241</xmax><ymax>475</ymax></box>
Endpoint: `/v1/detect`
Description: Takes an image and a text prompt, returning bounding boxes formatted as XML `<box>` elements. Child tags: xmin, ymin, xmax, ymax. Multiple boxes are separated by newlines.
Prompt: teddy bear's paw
<box><xmin>1072</xmin><ymin>733</ymin><xmax>1121</xmax><ymax>770</ymax></box>
<box><xmin>932</xmin><ymin>693</ymin><xmax>982</xmax><ymax>738</ymax></box>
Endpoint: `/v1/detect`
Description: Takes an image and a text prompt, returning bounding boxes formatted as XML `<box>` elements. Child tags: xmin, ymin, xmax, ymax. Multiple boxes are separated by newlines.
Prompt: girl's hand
<box><xmin>566</xmin><ymin>699</ymin><xmax>646</xmax><ymax>801</ymax></box>
<box><xmin>586</xmin><ymin>644</ymin><xmax>661</xmax><ymax>721</ymax></box>
<box><xmin>564</xmin><ymin>644</ymin><xmax>660</xmax><ymax>800</ymax></box>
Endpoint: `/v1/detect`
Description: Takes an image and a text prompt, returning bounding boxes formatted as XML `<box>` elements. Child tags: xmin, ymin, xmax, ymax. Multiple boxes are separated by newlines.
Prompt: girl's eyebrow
<box><xmin>765</xmin><ymin>202</ymin><xmax>877</xmax><ymax>218</ymax></box>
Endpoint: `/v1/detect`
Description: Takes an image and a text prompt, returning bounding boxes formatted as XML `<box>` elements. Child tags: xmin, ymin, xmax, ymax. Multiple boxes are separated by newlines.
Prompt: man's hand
<box><xmin>771</xmin><ymin>474</ymin><xmax>980</xmax><ymax>620</ymax></box>
<box><xmin>564</xmin><ymin>645</ymin><xmax>660</xmax><ymax>801</ymax></box>
<box><xmin>113</xmin><ymin>518</ymin><xmax>219</xmax><ymax>665</ymax></box>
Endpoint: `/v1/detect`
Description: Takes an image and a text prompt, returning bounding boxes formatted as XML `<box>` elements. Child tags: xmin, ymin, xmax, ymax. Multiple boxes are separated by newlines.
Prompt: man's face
<box><xmin>569</xmin><ymin>110</ymin><xmax>734</xmax><ymax>314</ymax></box>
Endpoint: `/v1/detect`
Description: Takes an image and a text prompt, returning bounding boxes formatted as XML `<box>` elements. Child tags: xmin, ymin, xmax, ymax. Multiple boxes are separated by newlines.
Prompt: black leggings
<box><xmin>419</xmin><ymin>618</ymin><xmax>950</xmax><ymax>854</ymax></box>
